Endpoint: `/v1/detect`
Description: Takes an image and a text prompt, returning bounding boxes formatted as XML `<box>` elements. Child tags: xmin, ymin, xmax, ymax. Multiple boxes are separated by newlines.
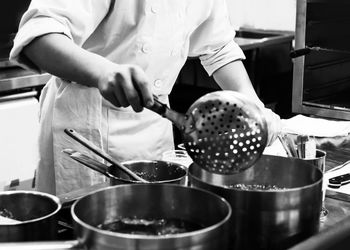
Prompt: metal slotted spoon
<box><xmin>148</xmin><ymin>90</ymin><xmax>268</xmax><ymax>174</ymax></box>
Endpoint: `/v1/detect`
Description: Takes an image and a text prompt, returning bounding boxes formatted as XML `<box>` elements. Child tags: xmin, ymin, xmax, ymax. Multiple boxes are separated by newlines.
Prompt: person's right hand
<box><xmin>96</xmin><ymin>63</ymin><xmax>154</xmax><ymax>112</ymax></box>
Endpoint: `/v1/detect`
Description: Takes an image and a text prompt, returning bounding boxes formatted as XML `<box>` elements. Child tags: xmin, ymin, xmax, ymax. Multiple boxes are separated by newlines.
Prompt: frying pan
<box><xmin>0</xmin><ymin>184</ymin><xmax>232</xmax><ymax>250</ymax></box>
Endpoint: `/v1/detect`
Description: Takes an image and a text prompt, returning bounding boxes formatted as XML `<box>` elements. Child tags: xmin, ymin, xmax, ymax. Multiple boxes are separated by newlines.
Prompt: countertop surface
<box><xmin>0</xmin><ymin>66</ymin><xmax>50</xmax><ymax>92</ymax></box>
<box><xmin>234</xmin><ymin>28</ymin><xmax>294</xmax><ymax>51</ymax></box>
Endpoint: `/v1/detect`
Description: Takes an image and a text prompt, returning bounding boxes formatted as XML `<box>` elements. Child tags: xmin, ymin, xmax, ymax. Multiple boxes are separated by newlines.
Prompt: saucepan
<box><xmin>88</xmin><ymin>159</ymin><xmax>187</xmax><ymax>185</ymax></box>
<box><xmin>63</xmin><ymin>129</ymin><xmax>187</xmax><ymax>185</ymax></box>
<box><xmin>188</xmin><ymin>155</ymin><xmax>323</xmax><ymax>250</ymax></box>
<box><xmin>0</xmin><ymin>191</ymin><xmax>61</xmax><ymax>242</ymax></box>
<box><xmin>0</xmin><ymin>184</ymin><xmax>232</xmax><ymax>250</ymax></box>
<box><xmin>64</xmin><ymin>149</ymin><xmax>188</xmax><ymax>186</ymax></box>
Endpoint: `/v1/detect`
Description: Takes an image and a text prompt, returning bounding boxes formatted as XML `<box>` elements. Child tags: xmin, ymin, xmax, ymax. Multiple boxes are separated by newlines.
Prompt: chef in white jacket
<box><xmin>10</xmin><ymin>0</ymin><xmax>281</xmax><ymax>195</ymax></box>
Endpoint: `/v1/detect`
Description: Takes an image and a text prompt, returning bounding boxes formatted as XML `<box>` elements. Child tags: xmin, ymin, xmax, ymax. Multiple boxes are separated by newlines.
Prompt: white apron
<box><xmin>37</xmin><ymin>78</ymin><xmax>173</xmax><ymax>195</ymax></box>
<box><xmin>10</xmin><ymin>0</ymin><xmax>245</xmax><ymax>195</ymax></box>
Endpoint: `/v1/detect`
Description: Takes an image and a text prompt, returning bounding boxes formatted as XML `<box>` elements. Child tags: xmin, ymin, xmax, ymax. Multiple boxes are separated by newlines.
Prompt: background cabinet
<box><xmin>292</xmin><ymin>0</ymin><xmax>350</xmax><ymax>120</ymax></box>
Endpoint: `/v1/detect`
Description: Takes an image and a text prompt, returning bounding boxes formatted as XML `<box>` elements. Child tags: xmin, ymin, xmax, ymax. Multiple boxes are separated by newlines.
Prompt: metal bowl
<box><xmin>72</xmin><ymin>184</ymin><xmax>232</xmax><ymax>250</ymax></box>
<box><xmin>108</xmin><ymin>160</ymin><xmax>188</xmax><ymax>185</ymax></box>
<box><xmin>188</xmin><ymin>155</ymin><xmax>323</xmax><ymax>250</ymax></box>
<box><xmin>0</xmin><ymin>191</ymin><xmax>61</xmax><ymax>242</ymax></box>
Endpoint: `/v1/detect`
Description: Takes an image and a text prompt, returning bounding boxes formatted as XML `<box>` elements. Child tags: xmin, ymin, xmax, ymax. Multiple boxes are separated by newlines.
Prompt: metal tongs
<box><xmin>64</xmin><ymin>128</ymin><xmax>148</xmax><ymax>182</ymax></box>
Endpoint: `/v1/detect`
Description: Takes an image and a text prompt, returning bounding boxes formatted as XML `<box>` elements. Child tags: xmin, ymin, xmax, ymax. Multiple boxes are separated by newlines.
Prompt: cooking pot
<box><xmin>188</xmin><ymin>155</ymin><xmax>323</xmax><ymax>250</ymax></box>
<box><xmin>1</xmin><ymin>184</ymin><xmax>231</xmax><ymax>250</ymax></box>
<box><xmin>120</xmin><ymin>160</ymin><xmax>187</xmax><ymax>184</ymax></box>
<box><xmin>0</xmin><ymin>191</ymin><xmax>61</xmax><ymax>242</ymax></box>
<box><xmin>78</xmin><ymin>159</ymin><xmax>188</xmax><ymax>185</ymax></box>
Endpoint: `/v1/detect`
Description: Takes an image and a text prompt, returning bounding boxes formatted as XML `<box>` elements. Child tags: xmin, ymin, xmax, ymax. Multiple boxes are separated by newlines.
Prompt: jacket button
<box><xmin>171</xmin><ymin>48</ymin><xmax>178</xmax><ymax>56</ymax></box>
<box><xmin>151</xmin><ymin>5</ymin><xmax>159</xmax><ymax>13</ymax></box>
<box><xmin>154</xmin><ymin>79</ymin><xmax>163</xmax><ymax>88</ymax></box>
<box><xmin>142</xmin><ymin>43</ymin><xmax>151</xmax><ymax>54</ymax></box>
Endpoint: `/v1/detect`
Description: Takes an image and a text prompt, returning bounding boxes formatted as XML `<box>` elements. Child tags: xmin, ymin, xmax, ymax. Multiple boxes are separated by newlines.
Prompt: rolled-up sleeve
<box><xmin>10</xmin><ymin>0</ymin><xmax>111</xmax><ymax>70</ymax></box>
<box><xmin>188</xmin><ymin>0</ymin><xmax>245</xmax><ymax>76</ymax></box>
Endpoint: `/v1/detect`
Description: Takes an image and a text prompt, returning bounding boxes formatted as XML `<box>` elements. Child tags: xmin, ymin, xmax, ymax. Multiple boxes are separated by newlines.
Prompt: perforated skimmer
<box><xmin>148</xmin><ymin>90</ymin><xmax>268</xmax><ymax>174</ymax></box>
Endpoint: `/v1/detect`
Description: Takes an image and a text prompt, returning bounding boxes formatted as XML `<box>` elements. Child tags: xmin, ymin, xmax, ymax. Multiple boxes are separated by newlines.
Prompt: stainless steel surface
<box><xmin>64</xmin><ymin>128</ymin><xmax>148</xmax><ymax>182</ymax></box>
<box><xmin>0</xmin><ymin>240</ymin><xmax>82</xmax><ymax>250</ymax></box>
<box><xmin>0</xmin><ymin>67</ymin><xmax>50</xmax><ymax>92</ymax></box>
<box><xmin>118</xmin><ymin>160</ymin><xmax>187</xmax><ymax>185</ymax></box>
<box><xmin>0</xmin><ymin>90</ymin><xmax>37</xmax><ymax>102</ymax></box>
<box><xmin>150</xmin><ymin>90</ymin><xmax>268</xmax><ymax>175</ymax></box>
<box><xmin>5</xmin><ymin>134</ymin><xmax>348</xmax><ymax>249</ymax></box>
<box><xmin>72</xmin><ymin>184</ymin><xmax>231</xmax><ymax>250</ymax></box>
<box><xmin>0</xmin><ymin>185</ymin><xmax>231</xmax><ymax>250</ymax></box>
<box><xmin>0</xmin><ymin>191</ymin><xmax>61</xmax><ymax>242</ymax></box>
<box><xmin>321</xmin><ymin>197</ymin><xmax>350</xmax><ymax>230</ymax></box>
<box><xmin>63</xmin><ymin>149</ymin><xmax>115</xmax><ymax>178</ymax></box>
<box><xmin>188</xmin><ymin>155</ymin><xmax>323</xmax><ymax>250</ymax></box>
<box><xmin>234</xmin><ymin>28</ymin><xmax>294</xmax><ymax>51</ymax></box>
<box><xmin>288</xmin><ymin>214</ymin><xmax>350</xmax><ymax>250</ymax></box>
<box><xmin>64</xmin><ymin>149</ymin><xmax>187</xmax><ymax>185</ymax></box>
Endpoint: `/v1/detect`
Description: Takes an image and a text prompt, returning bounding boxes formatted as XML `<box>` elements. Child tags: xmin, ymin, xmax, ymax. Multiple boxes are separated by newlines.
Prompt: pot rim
<box><xmin>71</xmin><ymin>184</ymin><xmax>232</xmax><ymax>240</ymax></box>
<box><xmin>111</xmin><ymin>160</ymin><xmax>188</xmax><ymax>184</ymax></box>
<box><xmin>188</xmin><ymin>161</ymin><xmax>323</xmax><ymax>193</ymax></box>
<box><xmin>0</xmin><ymin>190</ymin><xmax>62</xmax><ymax>225</ymax></box>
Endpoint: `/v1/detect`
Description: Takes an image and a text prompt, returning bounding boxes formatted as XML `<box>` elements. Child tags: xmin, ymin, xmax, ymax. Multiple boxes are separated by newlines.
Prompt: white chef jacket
<box><xmin>10</xmin><ymin>0</ymin><xmax>245</xmax><ymax>195</ymax></box>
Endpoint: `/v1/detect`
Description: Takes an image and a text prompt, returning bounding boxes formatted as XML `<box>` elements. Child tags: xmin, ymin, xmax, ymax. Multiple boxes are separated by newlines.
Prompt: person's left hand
<box><xmin>262</xmin><ymin>108</ymin><xmax>282</xmax><ymax>146</ymax></box>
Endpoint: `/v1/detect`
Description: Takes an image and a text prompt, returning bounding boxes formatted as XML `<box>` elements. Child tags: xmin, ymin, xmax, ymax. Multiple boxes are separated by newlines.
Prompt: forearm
<box><xmin>23</xmin><ymin>33</ymin><xmax>154</xmax><ymax>112</ymax></box>
<box><xmin>212</xmin><ymin>60</ymin><xmax>264</xmax><ymax>107</ymax></box>
<box><xmin>23</xmin><ymin>33</ymin><xmax>109</xmax><ymax>87</ymax></box>
<box><xmin>213</xmin><ymin>60</ymin><xmax>281</xmax><ymax>144</ymax></box>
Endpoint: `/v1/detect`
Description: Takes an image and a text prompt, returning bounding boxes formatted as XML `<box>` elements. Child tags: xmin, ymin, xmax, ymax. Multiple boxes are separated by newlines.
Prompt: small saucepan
<box><xmin>64</xmin><ymin>149</ymin><xmax>187</xmax><ymax>185</ymax></box>
<box><xmin>0</xmin><ymin>191</ymin><xmax>61</xmax><ymax>242</ymax></box>
<box><xmin>1</xmin><ymin>184</ymin><xmax>232</xmax><ymax>250</ymax></box>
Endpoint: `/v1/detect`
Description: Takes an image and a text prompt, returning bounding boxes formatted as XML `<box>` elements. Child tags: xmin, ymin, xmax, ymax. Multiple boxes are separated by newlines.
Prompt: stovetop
<box><xmin>57</xmin><ymin>205</ymin><xmax>75</xmax><ymax>240</ymax></box>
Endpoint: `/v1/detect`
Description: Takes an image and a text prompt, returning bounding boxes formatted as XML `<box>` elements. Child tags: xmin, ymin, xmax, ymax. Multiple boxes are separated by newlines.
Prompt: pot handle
<box><xmin>64</xmin><ymin>129</ymin><xmax>148</xmax><ymax>182</ymax></box>
<box><xmin>147</xmin><ymin>96</ymin><xmax>186</xmax><ymax>130</ymax></box>
<box><xmin>63</xmin><ymin>149</ymin><xmax>111</xmax><ymax>177</ymax></box>
<box><xmin>0</xmin><ymin>240</ymin><xmax>82</xmax><ymax>250</ymax></box>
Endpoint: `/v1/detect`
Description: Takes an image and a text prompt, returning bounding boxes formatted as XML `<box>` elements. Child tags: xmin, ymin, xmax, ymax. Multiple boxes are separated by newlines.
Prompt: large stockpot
<box><xmin>0</xmin><ymin>191</ymin><xmax>61</xmax><ymax>242</ymax></box>
<box><xmin>188</xmin><ymin>155</ymin><xmax>323</xmax><ymax>250</ymax></box>
<box><xmin>1</xmin><ymin>184</ymin><xmax>232</xmax><ymax>250</ymax></box>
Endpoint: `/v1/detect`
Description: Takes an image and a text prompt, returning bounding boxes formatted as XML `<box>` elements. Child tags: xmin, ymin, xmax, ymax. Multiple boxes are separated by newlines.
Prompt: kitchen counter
<box><xmin>0</xmin><ymin>65</ymin><xmax>50</xmax><ymax>93</ymax></box>
<box><xmin>234</xmin><ymin>28</ymin><xmax>294</xmax><ymax>51</ymax></box>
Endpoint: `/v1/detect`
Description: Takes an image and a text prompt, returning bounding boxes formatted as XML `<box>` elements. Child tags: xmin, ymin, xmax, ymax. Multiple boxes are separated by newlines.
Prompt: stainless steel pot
<box><xmin>116</xmin><ymin>160</ymin><xmax>188</xmax><ymax>185</ymax></box>
<box><xmin>1</xmin><ymin>184</ymin><xmax>231</xmax><ymax>250</ymax></box>
<box><xmin>0</xmin><ymin>191</ymin><xmax>61</xmax><ymax>242</ymax></box>
<box><xmin>77</xmin><ymin>159</ymin><xmax>188</xmax><ymax>186</ymax></box>
<box><xmin>188</xmin><ymin>155</ymin><xmax>323</xmax><ymax>250</ymax></box>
